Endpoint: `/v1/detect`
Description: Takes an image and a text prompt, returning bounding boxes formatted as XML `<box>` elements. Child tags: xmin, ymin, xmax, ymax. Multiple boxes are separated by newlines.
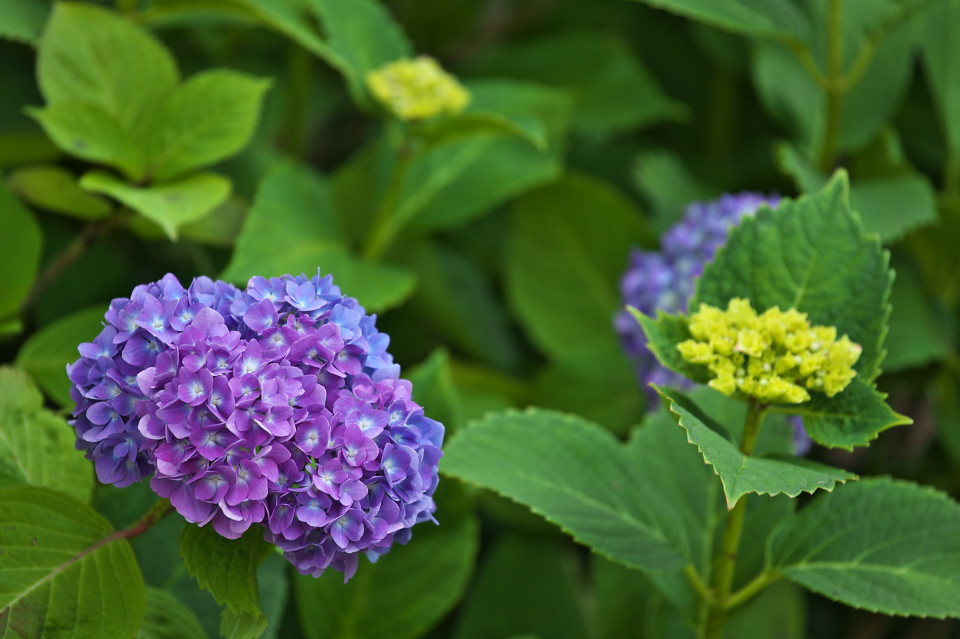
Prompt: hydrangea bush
<box><xmin>69</xmin><ymin>272</ymin><xmax>443</xmax><ymax>580</ymax></box>
<box><xmin>3</xmin><ymin>1</ymin><xmax>960</xmax><ymax>638</ymax></box>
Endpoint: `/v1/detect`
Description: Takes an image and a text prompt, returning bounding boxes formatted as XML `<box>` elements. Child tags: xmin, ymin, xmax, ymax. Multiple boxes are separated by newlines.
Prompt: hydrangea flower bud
<box><xmin>68</xmin><ymin>272</ymin><xmax>444</xmax><ymax>581</ymax></box>
<box><xmin>615</xmin><ymin>193</ymin><xmax>779</xmax><ymax>399</ymax></box>
<box><xmin>678</xmin><ymin>298</ymin><xmax>861</xmax><ymax>404</ymax></box>
<box><xmin>366</xmin><ymin>56</ymin><xmax>470</xmax><ymax>120</ymax></box>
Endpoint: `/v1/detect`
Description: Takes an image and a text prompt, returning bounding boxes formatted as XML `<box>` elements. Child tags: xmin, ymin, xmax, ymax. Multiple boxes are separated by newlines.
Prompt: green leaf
<box><xmin>408</xmin><ymin>349</ymin><xmax>464</xmax><ymax>434</ymax></box>
<box><xmin>922</xmin><ymin>2</ymin><xmax>960</xmax><ymax>183</ymax></box>
<box><xmin>768</xmin><ymin>477</ymin><xmax>960</xmax><ymax>618</ymax></box>
<box><xmin>146</xmin><ymin>70</ymin><xmax>271</xmax><ymax>181</ymax></box>
<box><xmin>37</xmin><ymin>3</ymin><xmax>179</xmax><ymax>129</ymax></box>
<box><xmin>777</xmin><ymin>140</ymin><xmax>938</xmax><ymax>242</ymax></box>
<box><xmin>293</xmin><ymin>481</ymin><xmax>478</xmax><ymax>639</ymax></box>
<box><xmin>442</xmin><ymin>408</ymin><xmax>689</xmax><ymax>572</ymax></box>
<box><xmin>80</xmin><ymin>170</ymin><xmax>231</xmax><ymax>241</ymax></box>
<box><xmin>0</xmin><ymin>486</ymin><xmax>146</xmax><ymax>639</ymax></box>
<box><xmin>8</xmin><ymin>165</ymin><xmax>112</xmax><ymax>220</ymax></box>
<box><xmin>506</xmin><ymin>172</ymin><xmax>647</xmax><ymax>370</ymax></box>
<box><xmin>0</xmin><ymin>0</ymin><xmax>49</xmax><ymax>45</ymax></box>
<box><xmin>15</xmin><ymin>306</ymin><xmax>106</xmax><ymax>407</ymax></box>
<box><xmin>254</xmin><ymin>554</ymin><xmax>287</xmax><ymax>639</ymax></box>
<box><xmin>139</xmin><ymin>588</ymin><xmax>210</xmax><ymax>639</ymax></box>
<box><xmin>788</xmin><ymin>379</ymin><xmax>912</xmax><ymax>450</ymax></box>
<box><xmin>628</xmin><ymin>0</ymin><xmax>810</xmax><ymax>40</ymax></box>
<box><xmin>884</xmin><ymin>260</ymin><xmax>953</xmax><ymax>371</ymax></box>
<box><xmin>691</xmin><ymin>171</ymin><xmax>892</xmax><ymax>383</ymax></box>
<box><xmin>27</xmin><ymin>102</ymin><xmax>145</xmax><ymax>179</ymax></box>
<box><xmin>0</xmin><ymin>367</ymin><xmax>93</xmax><ymax>503</ymax></box>
<box><xmin>466</xmin><ymin>30</ymin><xmax>687</xmax><ymax>140</ymax></box>
<box><xmin>0</xmin><ymin>132</ymin><xmax>61</xmax><ymax>169</ymax></box>
<box><xmin>657</xmin><ymin>387</ymin><xmax>856</xmax><ymax>508</ymax></box>
<box><xmin>632</xmin><ymin>309</ymin><xmax>711</xmax><ymax>385</ymax></box>
<box><xmin>179</xmin><ymin>524</ymin><xmax>270</xmax><ymax>629</ymax></box>
<box><xmin>231</xmin><ymin>0</ymin><xmax>339</xmax><ymax>62</ymax></box>
<box><xmin>0</xmin><ymin>181</ymin><xmax>41</xmax><ymax>320</ymax></box>
<box><xmin>632</xmin><ymin>151</ymin><xmax>715</xmax><ymax>233</ymax></box>
<box><xmin>453</xmin><ymin>535</ymin><xmax>588</xmax><ymax>639</ymax></box>
<box><xmin>308</xmin><ymin>0</ymin><xmax>411</xmax><ymax>105</ymax></box>
<box><xmin>221</xmin><ymin>162</ymin><xmax>415</xmax><ymax>312</ymax></box>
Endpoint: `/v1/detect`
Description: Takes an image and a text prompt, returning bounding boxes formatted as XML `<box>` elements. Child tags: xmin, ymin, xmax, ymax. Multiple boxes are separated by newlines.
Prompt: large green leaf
<box><xmin>139</xmin><ymin>588</ymin><xmax>210</xmax><ymax>639</ymax></box>
<box><xmin>506</xmin><ymin>172</ymin><xmax>648</xmax><ymax>371</ymax></box>
<box><xmin>632</xmin><ymin>151</ymin><xmax>715</xmax><ymax>233</ymax></box>
<box><xmin>0</xmin><ymin>0</ymin><xmax>49</xmax><ymax>45</ymax></box>
<box><xmin>8</xmin><ymin>165</ymin><xmax>112</xmax><ymax>220</ymax></box>
<box><xmin>293</xmin><ymin>482</ymin><xmax>478</xmax><ymax>639</ymax></box>
<box><xmin>657</xmin><ymin>388</ymin><xmax>856</xmax><ymax>508</ymax></box>
<box><xmin>231</xmin><ymin>0</ymin><xmax>339</xmax><ymax>63</ymax></box>
<box><xmin>408</xmin><ymin>349</ymin><xmax>464</xmax><ymax>434</ymax></box>
<box><xmin>922</xmin><ymin>2</ymin><xmax>960</xmax><ymax>184</ymax></box>
<box><xmin>0</xmin><ymin>368</ymin><xmax>93</xmax><ymax>503</ymax></box>
<box><xmin>80</xmin><ymin>170</ymin><xmax>232</xmax><ymax>241</ymax></box>
<box><xmin>220</xmin><ymin>162</ymin><xmax>415</xmax><ymax>312</ymax></box>
<box><xmin>691</xmin><ymin>171</ymin><xmax>892</xmax><ymax>383</ymax></box>
<box><xmin>15</xmin><ymin>306</ymin><xmax>106</xmax><ymax>407</ymax></box>
<box><xmin>884</xmin><ymin>260</ymin><xmax>953</xmax><ymax>372</ymax></box>
<box><xmin>453</xmin><ymin>535</ymin><xmax>588</xmax><ymax>639</ymax></box>
<box><xmin>768</xmin><ymin>478</ymin><xmax>960</xmax><ymax>618</ymax></box>
<box><xmin>37</xmin><ymin>3</ymin><xmax>179</xmax><ymax>128</ymax></box>
<box><xmin>466</xmin><ymin>30</ymin><xmax>687</xmax><ymax>140</ymax></box>
<box><xmin>179</xmin><ymin>524</ymin><xmax>270</xmax><ymax>636</ymax></box>
<box><xmin>788</xmin><ymin>379</ymin><xmax>912</xmax><ymax>450</ymax></box>
<box><xmin>629</xmin><ymin>0</ymin><xmax>810</xmax><ymax>40</ymax></box>
<box><xmin>145</xmin><ymin>70</ymin><xmax>271</xmax><ymax>181</ymax></box>
<box><xmin>307</xmin><ymin>0</ymin><xmax>411</xmax><ymax>105</ymax></box>
<box><xmin>0</xmin><ymin>182</ymin><xmax>42</xmax><ymax>322</ymax></box>
<box><xmin>0</xmin><ymin>486</ymin><xmax>145</xmax><ymax>639</ymax></box>
<box><xmin>442</xmin><ymin>408</ymin><xmax>689</xmax><ymax>572</ymax></box>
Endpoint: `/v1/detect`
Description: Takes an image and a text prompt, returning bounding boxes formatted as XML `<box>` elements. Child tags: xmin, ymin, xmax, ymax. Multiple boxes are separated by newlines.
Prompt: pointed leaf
<box><xmin>628</xmin><ymin>0</ymin><xmax>810</xmax><ymax>40</ymax></box>
<box><xmin>0</xmin><ymin>181</ymin><xmax>41</xmax><ymax>321</ymax></box>
<box><xmin>80</xmin><ymin>170</ymin><xmax>231</xmax><ymax>240</ymax></box>
<box><xmin>0</xmin><ymin>0</ymin><xmax>49</xmax><ymax>46</ymax></box>
<box><xmin>221</xmin><ymin>162</ymin><xmax>415</xmax><ymax>311</ymax></box>
<box><xmin>657</xmin><ymin>388</ymin><xmax>856</xmax><ymax>508</ymax></box>
<box><xmin>922</xmin><ymin>2</ymin><xmax>960</xmax><ymax>181</ymax></box>
<box><xmin>442</xmin><ymin>408</ymin><xmax>689</xmax><ymax>571</ymax></box>
<box><xmin>691</xmin><ymin>171</ymin><xmax>892</xmax><ymax>382</ymax></box>
<box><xmin>8</xmin><ymin>165</ymin><xmax>112</xmax><ymax>220</ymax></box>
<box><xmin>788</xmin><ymin>379</ymin><xmax>912</xmax><ymax>450</ymax></box>
<box><xmin>0</xmin><ymin>486</ymin><xmax>146</xmax><ymax>639</ymax></box>
<box><xmin>631</xmin><ymin>309</ymin><xmax>710</xmax><ymax>385</ymax></box>
<box><xmin>769</xmin><ymin>478</ymin><xmax>960</xmax><ymax>618</ymax></box>
<box><xmin>0</xmin><ymin>367</ymin><xmax>93</xmax><ymax>503</ymax></box>
<box><xmin>179</xmin><ymin>524</ymin><xmax>269</xmax><ymax>625</ymax></box>
<box><xmin>146</xmin><ymin>70</ymin><xmax>271</xmax><ymax>181</ymax></box>
<box><xmin>38</xmin><ymin>3</ymin><xmax>179</xmax><ymax>127</ymax></box>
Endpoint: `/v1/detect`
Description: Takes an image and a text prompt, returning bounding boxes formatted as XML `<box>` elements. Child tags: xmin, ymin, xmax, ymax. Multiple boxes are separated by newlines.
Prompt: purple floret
<box><xmin>615</xmin><ymin>192</ymin><xmax>780</xmax><ymax>402</ymax></box>
<box><xmin>68</xmin><ymin>271</ymin><xmax>443</xmax><ymax>581</ymax></box>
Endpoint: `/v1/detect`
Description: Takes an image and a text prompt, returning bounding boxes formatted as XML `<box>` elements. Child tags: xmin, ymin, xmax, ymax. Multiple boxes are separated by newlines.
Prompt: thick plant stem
<box><xmin>819</xmin><ymin>0</ymin><xmax>844</xmax><ymax>173</ymax></box>
<box><xmin>364</xmin><ymin>140</ymin><xmax>414</xmax><ymax>260</ymax></box>
<box><xmin>699</xmin><ymin>400</ymin><xmax>766</xmax><ymax>639</ymax></box>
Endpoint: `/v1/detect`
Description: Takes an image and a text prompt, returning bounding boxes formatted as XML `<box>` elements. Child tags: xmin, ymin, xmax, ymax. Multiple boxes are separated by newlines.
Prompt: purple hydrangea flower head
<box><xmin>69</xmin><ymin>271</ymin><xmax>444</xmax><ymax>581</ymax></box>
<box><xmin>615</xmin><ymin>193</ymin><xmax>780</xmax><ymax>402</ymax></box>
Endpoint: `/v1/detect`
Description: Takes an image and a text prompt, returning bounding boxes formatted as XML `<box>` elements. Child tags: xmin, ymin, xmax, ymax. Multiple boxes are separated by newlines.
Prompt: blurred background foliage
<box><xmin>1</xmin><ymin>0</ymin><xmax>959</xmax><ymax>637</ymax></box>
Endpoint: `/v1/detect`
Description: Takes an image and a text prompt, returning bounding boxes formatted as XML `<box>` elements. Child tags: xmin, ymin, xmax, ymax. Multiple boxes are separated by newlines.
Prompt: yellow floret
<box><xmin>676</xmin><ymin>298</ymin><xmax>861</xmax><ymax>404</ymax></box>
<box><xmin>366</xmin><ymin>57</ymin><xmax>470</xmax><ymax>121</ymax></box>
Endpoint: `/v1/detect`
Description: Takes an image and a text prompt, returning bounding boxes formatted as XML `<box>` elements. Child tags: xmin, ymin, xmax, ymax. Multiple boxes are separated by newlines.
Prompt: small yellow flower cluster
<box><xmin>677</xmin><ymin>298</ymin><xmax>861</xmax><ymax>404</ymax></box>
<box><xmin>366</xmin><ymin>57</ymin><xmax>470</xmax><ymax>121</ymax></box>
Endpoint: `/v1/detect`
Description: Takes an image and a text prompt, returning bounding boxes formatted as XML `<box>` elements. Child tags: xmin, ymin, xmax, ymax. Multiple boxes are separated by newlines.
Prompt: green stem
<box><xmin>819</xmin><ymin>0</ymin><xmax>845</xmax><ymax>173</ymax></box>
<box><xmin>363</xmin><ymin>138</ymin><xmax>415</xmax><ymax>260</ymax></box>
<box><xmin>699</xmin><ymin>400</ymin><xmax>766</xmax><ymax>639</ymax></box>
<box><xmin>726</xmin><ymin>570</ymin><xmax>780</xmax><ymax>611</ymax></box>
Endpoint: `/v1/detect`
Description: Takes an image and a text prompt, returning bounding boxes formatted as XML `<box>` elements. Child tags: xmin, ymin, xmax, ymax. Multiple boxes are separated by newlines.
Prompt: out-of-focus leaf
<box><xmin>633</xmin><ymin>151</ymin><xmax>715</xmax><ymax>233</ymax></box>
<box><xmin>629</xmin><ymin>0</ymin><xmax>810</xmax><ymax>40</ymax></box>
<box><xmin>80</xmin><ymin>170</ymin><xmax>232</xmax><ymax>241</ymax></box>
<box><xmin>0</xmin><ymin>0</ymin><xmax>49</xmax><ymax>45</ymax></box>
<box><xmin>0</xmin><ymin>181</ymin><xmax>42</xmax><ymax>320</ymax></box>
<box><xmin>8</xmin><ymin>164</ymin><xmax>112</xmax><ymax>220</ymax></box>
<box><xmin>139</xmin><ymin>588</ymin><xmax>210</xmax><ymax>639</ymax></box>
<box><xmin>921</xmin><ymin>2</ymin><xmax>960</xmax><ymax>185</ymax></box>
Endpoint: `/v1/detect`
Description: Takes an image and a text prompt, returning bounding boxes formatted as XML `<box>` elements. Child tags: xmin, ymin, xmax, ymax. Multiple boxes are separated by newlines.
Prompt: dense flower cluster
<box><xmin>615</xmin><ymin>193</ymin><xmax>779</xmax><ymax>398</ymax></box>
<box><xmin>678</xmin><ymin>298</ymin><xmax>861</xmax><ymax>404</ymax></box>
<box><xmin>366</xmin><ymin>56</ymin><xmax>470</xmax><ymax>120</ymax></box>
<box><xmin>68</xmin><ymin>272</ymin><xmax>443</xmax><ymax>580</ymax></box>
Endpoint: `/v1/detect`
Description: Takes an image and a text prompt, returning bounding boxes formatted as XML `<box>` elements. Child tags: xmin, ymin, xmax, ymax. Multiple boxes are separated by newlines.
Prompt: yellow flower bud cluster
<box><xmin>677</xmin><ymin>298</ymin><xmax>862</xmax><ymax>404</ymax></box>
<box><xmin>366</xmin><ymin>56</ymin><xmax>470</xmax><ymax>121</ymax></box>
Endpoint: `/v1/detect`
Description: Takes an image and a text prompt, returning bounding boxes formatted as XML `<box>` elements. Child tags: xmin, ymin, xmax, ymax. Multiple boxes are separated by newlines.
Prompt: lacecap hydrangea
<box><xmin>615</xmin><ymin>193</ymin><xmax>779</xmax><ymax>398</ymax></box>
<box><xmin>68</xmin><ymin>272</ymin><xmax>443</xmax><ymax>580</ymax></box>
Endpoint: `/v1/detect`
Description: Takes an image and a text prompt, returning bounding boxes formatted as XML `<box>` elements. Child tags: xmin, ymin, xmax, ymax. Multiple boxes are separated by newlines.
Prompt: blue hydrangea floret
<box><xmin>68</xmin><ymin>272</ymin><xmax>443</xmax><ymax>580</ymax></box>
